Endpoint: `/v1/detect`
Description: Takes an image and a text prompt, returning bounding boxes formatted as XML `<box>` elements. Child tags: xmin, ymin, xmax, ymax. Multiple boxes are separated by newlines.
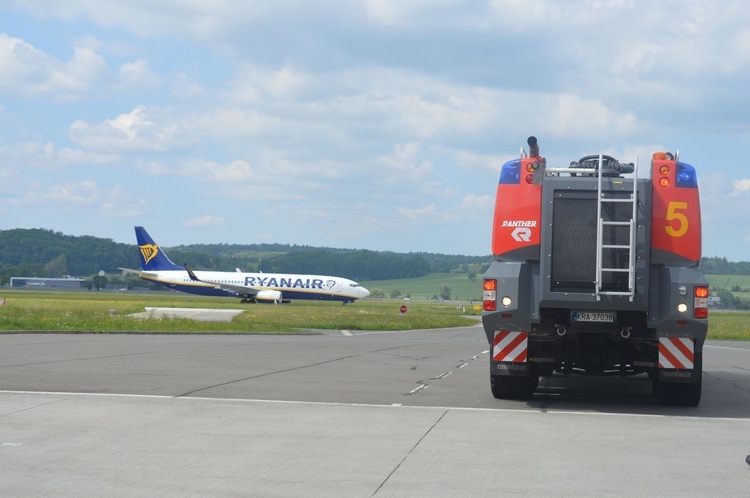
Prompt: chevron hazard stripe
<box><xmin>658</xmin><ymin>337</ymin><xmax>694</xmax><ymax>370</ymax></box>
<box><xmin>493</xmin><ymin>331</ymin><xmax>528</xmax><ymax>362</ymax></box>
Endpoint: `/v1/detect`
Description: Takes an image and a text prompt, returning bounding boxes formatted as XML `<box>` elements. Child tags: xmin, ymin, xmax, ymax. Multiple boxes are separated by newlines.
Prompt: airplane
<box><xmin>122</xmin><ymin>226</ymin><xmax>370</xmax><ymax>304</ymax></box>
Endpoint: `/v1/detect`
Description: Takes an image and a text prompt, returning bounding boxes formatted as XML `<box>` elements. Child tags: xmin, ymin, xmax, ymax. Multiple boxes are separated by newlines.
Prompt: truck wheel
<box><xmin>655</xmin><ymin>354</ymin><xmax>702</xmax><ymax>407</ymax></box>
<box><xmin>656</xmin><ymin>379</ymin><xmax>702</xmax><ymax>406</ymax></box>
<box><xmin>490</xmin><ymin>373</ymin><xmax>539</xmax><ymax>400</ymax></box>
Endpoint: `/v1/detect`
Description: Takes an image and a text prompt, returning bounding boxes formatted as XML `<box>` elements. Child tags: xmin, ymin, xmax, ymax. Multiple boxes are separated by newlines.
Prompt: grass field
<box><xmin>706</xmin><ymin>274</ymin><xmax>750</xmax><ymax>301</ymax></box>
<box><xmin>0</xmin><ymin>290</ymin><xmax>477</xmax><ymax>333</ymax></box>
<box><xmin>361</xmin><ymin>272</ymin><xmax>483</xmax><ymax>301</ymax></box>
<box><xmin>707</xmin><ymin>311</ymin><xmax>750</xmax><ymax>340</ymax></box>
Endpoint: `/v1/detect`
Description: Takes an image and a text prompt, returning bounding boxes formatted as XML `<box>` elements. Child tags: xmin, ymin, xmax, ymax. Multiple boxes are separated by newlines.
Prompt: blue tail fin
<box><xmin>134</xmin><ymin>226</ymin><xmax>183</xmax><ymax>271</ymax></box>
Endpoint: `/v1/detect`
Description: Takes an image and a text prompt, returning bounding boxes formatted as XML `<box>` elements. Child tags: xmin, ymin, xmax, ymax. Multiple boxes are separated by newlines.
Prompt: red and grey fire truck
<box><xmin>482</xmin><ymin>137</ymin><xmax>709</xmax><ymax>406</ymax></box>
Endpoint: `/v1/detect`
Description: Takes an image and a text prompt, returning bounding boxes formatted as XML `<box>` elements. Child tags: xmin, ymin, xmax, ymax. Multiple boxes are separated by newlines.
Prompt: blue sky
<box><xmin>1</xmin><ymin>1</ymin><xmax>749</xmax><ymax>261</ymax></box>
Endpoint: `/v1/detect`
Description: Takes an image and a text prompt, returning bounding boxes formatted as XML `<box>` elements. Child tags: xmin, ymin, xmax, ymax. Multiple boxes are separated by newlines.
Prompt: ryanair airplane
<box><xmin>124</xmin><ymin>226</ymin><xmax>370</xmax><ymax>304</ymax></box>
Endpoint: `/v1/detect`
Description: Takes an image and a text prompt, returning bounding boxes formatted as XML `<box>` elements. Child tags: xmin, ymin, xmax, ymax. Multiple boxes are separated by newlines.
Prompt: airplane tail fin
<box><xmin>134</xmin><ymin>226</ymin><xmax>183</xmax><ymax>271</ymax></box>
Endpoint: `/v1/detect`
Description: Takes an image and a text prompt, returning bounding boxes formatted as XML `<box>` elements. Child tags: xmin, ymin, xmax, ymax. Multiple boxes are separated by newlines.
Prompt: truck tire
<box><xmin>490</xmin><ymin>373</ymin><xmax>539</xmax><ymax>400</ymax></box>
<box><xmin>656</xmin><ymin>378</ymin><xmax>702</xmax><ymax>406</ymax></box>
<box><xmin>655</xmin><ymin>356</ymin><xmax>702</xmax><ymax>407</ymax></box>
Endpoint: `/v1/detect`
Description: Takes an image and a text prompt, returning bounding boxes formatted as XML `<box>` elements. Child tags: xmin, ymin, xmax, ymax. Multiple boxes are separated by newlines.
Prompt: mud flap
<box><xmin>490</xmin><ymin>331</ymin><xmax>538</xmax><ymax>399</ymax></box>
<box><xmin>658</xmin><ymin>337</ymin><xmax>697</xmax><ymax>383</ymax></box>
<box><xmin>656</xmin><ymin>338</ymin><xmax>702</xmax><ymax>406</ymax></box>
<box><xmin>491</xmin><ymin>330</ymin><xmax>529</xmax><ymax>377</ymax></box>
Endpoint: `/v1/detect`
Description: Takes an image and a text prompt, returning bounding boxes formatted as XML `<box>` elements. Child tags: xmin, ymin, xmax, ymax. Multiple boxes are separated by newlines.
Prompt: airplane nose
<box><xmin>361</xmin><ymin>288</ymin><xmax>370</xmax><ymax>298</ymax></box>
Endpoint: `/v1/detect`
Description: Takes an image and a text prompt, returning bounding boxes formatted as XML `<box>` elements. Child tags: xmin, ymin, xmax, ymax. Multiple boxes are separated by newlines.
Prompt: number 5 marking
<box><xmin>665</xmin><ymin>201</ymin><xmax>688</xmax><ymax>237</ymax></box>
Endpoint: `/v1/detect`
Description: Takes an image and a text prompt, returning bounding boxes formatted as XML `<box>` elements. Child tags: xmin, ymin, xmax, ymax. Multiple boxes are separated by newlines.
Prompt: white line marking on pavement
<box><xmin>406</xmin><ymin>384</ymin><xmax>429</xmax><ymax>395</ymax></box>
<box><xmin>1</xmin><ymin>390</ymin><xmax>748</xmax><ymax>422</ymax></box>
<box><xmin>705</xmin><ymin>345</ymin><xmax>750</xmax><ymax>353</ymax></box>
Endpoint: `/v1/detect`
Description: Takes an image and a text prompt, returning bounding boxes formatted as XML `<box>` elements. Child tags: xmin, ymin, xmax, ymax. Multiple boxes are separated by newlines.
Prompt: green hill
<box><xmin>706</xmin><ymin>274</ymin><xmax>750</xmax><ymax>307</ymax></box>
<box><xmin>361</xmin><ymin>273</ymin><xmax>483</xmax><ymax>301</ymax></box>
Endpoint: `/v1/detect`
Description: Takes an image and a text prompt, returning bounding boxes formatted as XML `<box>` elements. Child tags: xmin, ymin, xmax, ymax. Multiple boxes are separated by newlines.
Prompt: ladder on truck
<box><xmin>595</xmin><ymin>155</ymin><xmax>638</xmax><ymax>301</ymax></box>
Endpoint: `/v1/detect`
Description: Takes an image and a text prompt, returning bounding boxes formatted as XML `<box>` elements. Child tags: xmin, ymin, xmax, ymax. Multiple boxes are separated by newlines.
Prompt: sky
<box><xmin>1</xmin><ymin>1</ymin><xmax>749</xmax><ymax>261</ymax></box>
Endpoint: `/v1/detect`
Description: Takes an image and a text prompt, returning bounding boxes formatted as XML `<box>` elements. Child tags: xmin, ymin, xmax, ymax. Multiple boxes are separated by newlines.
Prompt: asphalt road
<box><xmin>1</xmin><ymin>326</ymin><xmax>749</xmax><ymax>496</ymax></box>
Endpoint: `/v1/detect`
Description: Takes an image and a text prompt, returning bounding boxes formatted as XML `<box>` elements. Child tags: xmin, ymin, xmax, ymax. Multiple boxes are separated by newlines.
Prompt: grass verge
<box><xmin>0</xmin><ymin>290</ymin><xmax>477</xmax><ymax>333</ymax></box>
<box><xmin>705</xmin><ymin>311</ymin><xmax>750</xmax><ymax>340</ymax></box>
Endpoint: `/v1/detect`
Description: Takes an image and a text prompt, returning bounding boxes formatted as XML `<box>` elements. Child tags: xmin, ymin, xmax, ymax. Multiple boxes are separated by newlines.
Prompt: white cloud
<box><xmin>198</xmin><ymin>160</ymin><xmax>255</xmax><ymax>183</ymax></box>
<box><xmin>0</xmin><ymin>141</ymin><xmax>121</xmax><ymax>169</ymax></box>
<box><xmin>116</xmin><ymin>59</ymin><xmax>160</xmax><ymax>89</ymax></box>
<box><xmin>183</xmin><ymin>215</ymin><xmax>226</xmax><ymax>227</ymax></box>
<box><xmin>732</xmin><ymin>178</ymin><xmax>750</xmax><ymax>194</ymax></box>
<box><xmin>106</xmin><ymin>105</ymin><xmax>153</xmax><ymax>139</ymax></box>
<box><xmin>376</xmin><ymin>143</ymin><xmax>433</xmax><ymax>179</ymax></box>
<box><xmin>184</xmin><ymin>107</ymin><xmax>283</xmax><ymax>140</ymax></box>
<box><xmin>457</xmin><ymin>193</ymin><xmax>493</xmax><ymax>213</ymax></box>
<box><xmin>397</xmin><ymin>203</ymin><xmax>437</xmax><ymax>220</ymax></box>
<box><xmin>97</xmin><ymin>186</ymin><xmax>151</xmax><ymax>217</ymax></box>
<box><xmin>449</xmin><ymin>149</ymin><xmax>509</xmax><ymax>174</ymax></box>
<box><xmin>0</xmin><ymin>166</ymin><xmax>25</xmax><ymax>196</ymax></box>
<box><xmin>0</xmin><ymin>31</ymin><xmax>163</xmax><ymax>101</ymax></box>
<box><xmin>228</xmin><ymin>64</ymin><xmax>311</xmax><ymax>102</ymax></box>
<box><xmin>70</xmin><ymin>106</ymin><xmax>176</xmax><ymax>151</ymax></box>
<box><xmin>5</xmin><ymin>178</ymin><xmax>149</xmax><ymax>217</ymax></box>
<box><xmin>6</xmin><ymin>179</ymin><xmax>98</xmax><ymax>209</ymax></box>
<box><xmin>362</xmin><ymin>0</ymin><xmax>476</xmax><ymax>28</ymax></box>
<box><xmin>541</xmin><ymin>94</ymin><xmax>638</xmax><ymax>139</ymax></box>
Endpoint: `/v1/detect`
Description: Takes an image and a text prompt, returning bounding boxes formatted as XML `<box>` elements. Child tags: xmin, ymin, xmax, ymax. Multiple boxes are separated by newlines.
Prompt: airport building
<box><xmin>10</xmin><ymin>277</ymin><xmax>85</xmax><ymax>289</ymax></box>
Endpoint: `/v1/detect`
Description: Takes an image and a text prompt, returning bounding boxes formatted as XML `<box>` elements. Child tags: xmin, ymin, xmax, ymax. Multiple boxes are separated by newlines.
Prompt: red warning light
<box><xmin>483</xmin><ymin>279</ymin><xmax>497</xmax><ymax>311</ymax></box>
<box><xmin>694</xmin><ymin>286</ymin><xmax>709</xmax><ymax>298</ymax></box>
<box><xmin>694</xmin><ymin>286</ymin><xmax>709</xmax><ymax>319</ymax></box>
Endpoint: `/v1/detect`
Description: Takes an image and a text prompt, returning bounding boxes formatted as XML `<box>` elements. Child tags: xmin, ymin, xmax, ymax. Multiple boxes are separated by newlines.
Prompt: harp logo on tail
<box><xmin>139</xmin><ymin>244</ymin><xmax>159</xmax><ymax>265</ymax></box>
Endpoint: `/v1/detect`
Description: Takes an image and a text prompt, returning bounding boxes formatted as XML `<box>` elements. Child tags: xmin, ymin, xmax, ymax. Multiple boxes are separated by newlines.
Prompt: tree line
<box><xmin>0</xmin><ymin>229</ymin><xmax>139</xmax><ymax>281</ymax></box>
<box><xmin>0</xmin><ymin>228</ymin><xmax>489</xmax><ymax>284</ymax></box>
<box><xmin>699</xmin><ymin>256</ymin><xmax>750</xmax><ymax>275</ymax></box>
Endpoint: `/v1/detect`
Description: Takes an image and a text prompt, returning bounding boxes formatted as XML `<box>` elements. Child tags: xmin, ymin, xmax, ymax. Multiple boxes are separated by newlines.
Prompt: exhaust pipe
<box><xmin>527</xmin><ymin>136</ymin><xmax>539</xmax><ymax>158</ymax></box>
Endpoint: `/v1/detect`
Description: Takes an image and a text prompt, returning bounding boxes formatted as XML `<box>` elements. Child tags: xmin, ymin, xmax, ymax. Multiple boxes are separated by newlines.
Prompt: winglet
<box><xmin>185</xmin><ymin>264</ymin><xmax>199</xmax><ymax>281</ymax></box>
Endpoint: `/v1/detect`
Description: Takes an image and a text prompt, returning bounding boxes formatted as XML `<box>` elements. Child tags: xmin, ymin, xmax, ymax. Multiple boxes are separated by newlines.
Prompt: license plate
<box><xmin>572</xmin><ymin>311</ymin><xmax>615</xmax><ymax>322</ymax></box>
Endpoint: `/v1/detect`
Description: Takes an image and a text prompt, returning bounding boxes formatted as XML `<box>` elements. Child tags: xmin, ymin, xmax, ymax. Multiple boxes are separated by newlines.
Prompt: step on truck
<box><xmin>481</xmin><ymin>137</ymin><xmax>709</xmax><ymax>406</ymax></box>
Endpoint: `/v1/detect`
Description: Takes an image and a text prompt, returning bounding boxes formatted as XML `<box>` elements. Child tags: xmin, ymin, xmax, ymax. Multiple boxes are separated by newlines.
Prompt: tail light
<box><xmin>694</xmin><ymin>286</ymin><xmax>709</xmax><ymax>319</ymax></box>
<box><xmin>483</xmin><ymin>279</ymin><xmax>497</xmax><ymax>311</ymax></box>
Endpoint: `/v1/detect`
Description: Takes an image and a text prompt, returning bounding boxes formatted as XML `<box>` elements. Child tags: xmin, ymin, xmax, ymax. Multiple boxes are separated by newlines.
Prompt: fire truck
<box><xmin>482</xmin><ymin>137</ymin><xmax>709</xmax><ymax>406</ymax></box>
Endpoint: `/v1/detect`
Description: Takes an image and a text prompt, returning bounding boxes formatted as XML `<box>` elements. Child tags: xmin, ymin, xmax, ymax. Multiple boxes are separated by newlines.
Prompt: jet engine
<box><xmin>255</xmin><ymin>290</ymin><xmax>282</xmax><ymax>302</ymax></box>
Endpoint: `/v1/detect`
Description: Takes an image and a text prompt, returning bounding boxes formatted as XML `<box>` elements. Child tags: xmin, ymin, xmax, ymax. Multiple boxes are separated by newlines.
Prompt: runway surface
<box><xmin>1</xmin><ymin>326</ymin><xmax>749</xmax><ymax>496</ymax></box>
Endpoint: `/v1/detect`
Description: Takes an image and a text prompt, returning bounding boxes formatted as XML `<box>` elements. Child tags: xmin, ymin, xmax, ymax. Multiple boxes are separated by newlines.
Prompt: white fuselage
<box><xmin>141</xmin><ymin>269</ymin><xmax>370</xmax><ymax>302</ymax></box>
